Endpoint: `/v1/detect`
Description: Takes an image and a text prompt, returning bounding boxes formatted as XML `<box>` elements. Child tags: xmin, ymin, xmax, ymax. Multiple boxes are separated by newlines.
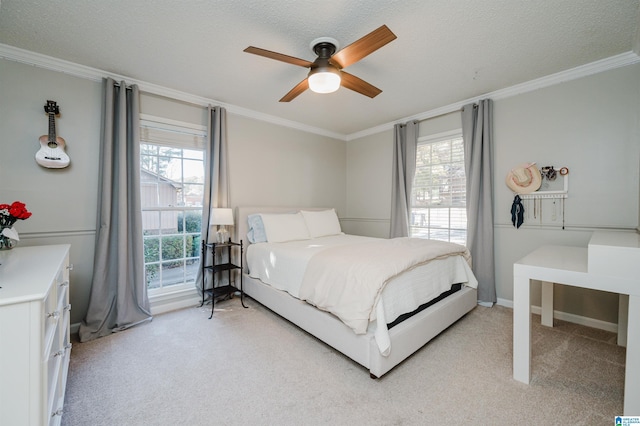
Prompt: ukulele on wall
<box><xmin>36</xmin><ymin>100</ymin><xmax>70</xmax><ymax>169</ymax></box>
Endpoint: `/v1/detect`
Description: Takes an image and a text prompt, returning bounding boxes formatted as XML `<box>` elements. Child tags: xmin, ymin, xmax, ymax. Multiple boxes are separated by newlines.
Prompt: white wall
<box><xmin>344</xmin><ymin>130</ymin><xmax>393</xmax><ymax>237</ymax></box>
<box><xmin>228</xmin><ymin>114</ymin><xmax>346</xmax><ymax>211</ymax></box>
<box><xmin>346</xmin><ymin>63</ymin><xmax>640</xmax><ymax>325</ymax></box>
<box><xmin>0</xmin><ymin>58</ymin><xmax>346</xmax><ymax>325</ymax></box>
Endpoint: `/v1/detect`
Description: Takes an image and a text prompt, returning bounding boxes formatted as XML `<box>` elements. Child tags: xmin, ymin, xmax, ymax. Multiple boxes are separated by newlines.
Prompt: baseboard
<box><xmin>496</xmin><ymin>298</ymin><xmax>618</xmax><ymax>333</ymax></box>
<box><xmin>71</xmin><ymin>294</ymin><xmax>618</xmax><ymax>335</ymax></box>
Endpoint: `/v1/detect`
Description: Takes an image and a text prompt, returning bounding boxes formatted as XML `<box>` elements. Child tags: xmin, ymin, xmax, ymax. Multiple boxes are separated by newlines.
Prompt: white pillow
<box><xmin>260</xmin><ymin>212</ymin><xmax>310</xmax><ymax>243</ymax></box>
<box><xmin>300</xmin><ymin>209</ymin><xmax>342</xmax><ymax>238</ymax></box>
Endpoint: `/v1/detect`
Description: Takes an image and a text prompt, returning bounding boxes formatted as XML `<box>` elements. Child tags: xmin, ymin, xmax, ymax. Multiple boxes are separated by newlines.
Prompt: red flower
<box><xmin>0</xmin><ymin>200</ymin><xmax>32</xmax><ymax>227</ymax></box>
<box><xmin>8</xmin><ymin>201</ymin><xmax>32</xmax><ymax>220</ymax></box>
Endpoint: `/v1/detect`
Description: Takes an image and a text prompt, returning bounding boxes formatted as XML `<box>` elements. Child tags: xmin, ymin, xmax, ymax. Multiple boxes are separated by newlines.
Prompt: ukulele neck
<box><xmin>48</xmin><ymin>113</ymin><xmax>56</xmax><ymax>143</ymax></box>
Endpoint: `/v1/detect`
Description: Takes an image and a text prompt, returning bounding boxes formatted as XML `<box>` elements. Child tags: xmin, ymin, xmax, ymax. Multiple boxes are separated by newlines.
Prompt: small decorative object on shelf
<box><xmin>0</xmin><ymin>201</ymin><xmax>32</xmax><ymax>250</ymax></box>
<box><xmin>201</xmin><ymin>239</ymin><xmax>247</xmax><ymax>318</ymax></box>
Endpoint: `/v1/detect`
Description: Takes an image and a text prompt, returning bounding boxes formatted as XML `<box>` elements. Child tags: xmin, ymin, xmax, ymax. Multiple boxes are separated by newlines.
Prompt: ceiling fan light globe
<box><xmin>308</xmin><ymin>70</ymin><xmax>341</xmax><ymax>94</ymax></box>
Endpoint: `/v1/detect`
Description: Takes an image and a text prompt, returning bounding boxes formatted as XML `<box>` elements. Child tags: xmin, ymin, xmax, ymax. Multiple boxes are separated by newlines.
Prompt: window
<box><xmin>410</xmin><ymin>131</ymin><xmax>467</xmax><ymax>245</ymax></box>
<box><xmin>139</xmin><ymin>117</ymin><xmax>206</xmax><ymax>294</ymax></box>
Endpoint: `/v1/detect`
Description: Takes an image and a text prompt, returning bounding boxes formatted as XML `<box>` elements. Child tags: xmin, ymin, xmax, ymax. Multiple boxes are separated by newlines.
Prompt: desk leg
<box><xmin>624</xmin><ymin>295</ymin><xmax>639</xmax><ymax>416</ymax></box>
<box><xmin>541</xmin><ymin>281</ymin><xmax>554</xmax><ymax>327</ymax></box>
<box><xmin>513</xmin><ymin>275</ymin><xmax>531</xmax><ymax>384</ymax></box>
<box><xmin>618</xmin><ymin>294</ymin><xmax>628</xmax><ymax>347</ymax></box>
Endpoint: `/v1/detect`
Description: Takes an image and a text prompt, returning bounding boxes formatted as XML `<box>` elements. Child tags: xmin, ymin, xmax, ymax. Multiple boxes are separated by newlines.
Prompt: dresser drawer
<box><xmin>44</xmin><ymin>269</ymin><xmax>69</xmax><ymax>345</ymax></box>
<box><xmin>49</xmin><ymin>328</ymin><xmax>71</xmax><ymax>426</ymax></box>
<box><xmin>46</xmin><ymin>324</ymin><xmax>63</xmax><ymax>418</ymax></box>
<box><xmin>43</xmin><ymin>285</ymin><xmax>59</xmax><ymax>351</ymax></box>
<box><xmin>43</xmin><ymin>265</ymin><xmax>68</xmax><ymax>346</ymax></box>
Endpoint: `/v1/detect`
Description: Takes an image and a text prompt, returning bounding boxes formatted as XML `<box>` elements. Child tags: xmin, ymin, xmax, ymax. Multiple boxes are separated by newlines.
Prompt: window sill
<box><xmin>149</xmin><ymin>286</ymin><xmax>199</xmax><ymax>315</ymax></box>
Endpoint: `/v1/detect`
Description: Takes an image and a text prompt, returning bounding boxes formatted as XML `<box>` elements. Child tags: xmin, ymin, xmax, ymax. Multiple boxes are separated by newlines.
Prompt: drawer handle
<box><xmin>66</xmin><ymin>264</ymin><xmax>74</xmax><ymax>271</ymax></box>
<box><xmin>52</xmin><ymin>408</ymin><xmax>64</xmax><ymax>417</ymax></box>
<box><xmin>47</xmin><ymin>311</ymin><xmax>60</xmax><ymax>320</ymax></box>
<box><xmin>54</xmin><ymin>349</ymin><xmax>65</xmax><ymax>357</ymax></box>
<box><xmin>65</xmin><ymin>343</ymin><xmax>73</xmax><ymax>351</ymax></box>
<box><xmin>64</xmin><ymin>304</ymin><xmax>72</xmax><ymax>312</ymax></box>
<box><xmin>59</xmin><ymin>280</ymin><xmax>69</xmax><ymax>288</ymax></box>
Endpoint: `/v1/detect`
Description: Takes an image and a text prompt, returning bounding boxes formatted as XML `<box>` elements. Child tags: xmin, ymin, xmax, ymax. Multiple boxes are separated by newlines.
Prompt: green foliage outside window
<box><xmin>143</xmin><ymin>234</ymin><xmax>199</xmax><ymax>285</ymax></box>
<box><xmin>177</xmin><ymin>211</ymin><xmax>202</xmax><ymax>233</ymax></box>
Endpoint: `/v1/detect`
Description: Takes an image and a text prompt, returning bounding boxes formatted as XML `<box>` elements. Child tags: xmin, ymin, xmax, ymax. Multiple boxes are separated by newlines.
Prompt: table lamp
<box><xmin>210</xmin><ymin>208</ymin><xmax>234</xmax><ymax>243</ymax></box>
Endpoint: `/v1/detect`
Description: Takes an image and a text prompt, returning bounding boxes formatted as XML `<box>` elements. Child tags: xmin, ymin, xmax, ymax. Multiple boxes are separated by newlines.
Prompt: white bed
<box><xmin>236</xmin><ymin>206</ymin><xmax>478</xmax><ymax>378</ymax></box>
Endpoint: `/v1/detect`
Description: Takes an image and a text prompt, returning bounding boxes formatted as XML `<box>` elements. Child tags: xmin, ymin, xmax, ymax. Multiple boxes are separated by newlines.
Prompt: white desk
<box><xmin>513</xmin><ymin>231</ymin><xmax>640</xmax><ymax>416</ymax></box>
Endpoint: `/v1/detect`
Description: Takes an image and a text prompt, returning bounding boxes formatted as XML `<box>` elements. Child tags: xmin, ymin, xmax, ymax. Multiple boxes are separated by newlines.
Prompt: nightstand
<box><xmin>201</xmin><ymin>239</ymin><xmax>246</xmax><ymax>318</ymax></box>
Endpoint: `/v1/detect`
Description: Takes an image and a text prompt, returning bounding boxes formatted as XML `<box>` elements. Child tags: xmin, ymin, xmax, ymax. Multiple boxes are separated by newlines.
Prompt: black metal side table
<box><xmin>201</xmin><ymin>239</ymin><xmax>246</xmax><ymax>318</ymax></box>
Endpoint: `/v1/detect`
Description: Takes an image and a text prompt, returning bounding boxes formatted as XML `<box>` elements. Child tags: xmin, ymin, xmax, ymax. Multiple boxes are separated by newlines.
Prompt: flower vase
<box><xmin>0</xmin><ymin>234</ymin><xmax>16</xmax><ymax>250</ymax></box>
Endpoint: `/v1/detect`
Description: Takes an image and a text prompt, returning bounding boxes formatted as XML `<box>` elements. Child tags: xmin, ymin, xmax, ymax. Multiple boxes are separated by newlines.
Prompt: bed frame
<box><xmin>235</xmin><ymin>207</ymin><xmax>477</xmax><ymax>378</ymax></box>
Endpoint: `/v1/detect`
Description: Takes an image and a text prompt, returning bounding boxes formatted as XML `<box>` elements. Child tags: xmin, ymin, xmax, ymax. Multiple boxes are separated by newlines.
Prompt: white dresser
<box><xmin>0</xmin><ymin>244</ymin><xmax>72</xmax><ymax>426</ymax></box>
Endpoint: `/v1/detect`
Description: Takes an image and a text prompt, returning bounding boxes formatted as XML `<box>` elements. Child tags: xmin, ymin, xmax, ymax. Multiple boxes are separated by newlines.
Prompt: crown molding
<box><xmin>0</xmin><ymin>43</ymin><xmax>346</xmax><ymax>141</ymax></box>
<box><xmin>2</xmin><ymin>43</ymin><xmax>637</xmax><ymax>143</ymax></box>
<box><xmin>345</xmin><ymin>51</ymin><xmax>640</xmax><ymax>141</ymax></box>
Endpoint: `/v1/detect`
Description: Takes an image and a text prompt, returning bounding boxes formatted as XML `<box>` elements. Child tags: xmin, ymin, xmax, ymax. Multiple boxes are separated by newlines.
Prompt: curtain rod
<box><xmin>416</xmin><ymin>104</ymin><xmax>476</xmax><ymax>124</ymax></box>
<box><xmin>417</xmin><ymin>108</ymin><xmax>461</xmax><ymax>123</ymax></box>
<box><xmin>110</xmin><ymin>80</ymin><xmax>133</xmax><ymax>90</ymax></box>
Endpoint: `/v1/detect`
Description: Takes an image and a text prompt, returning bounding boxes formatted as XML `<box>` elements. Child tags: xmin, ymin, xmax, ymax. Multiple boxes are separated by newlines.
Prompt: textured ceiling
<box><xmin>0</xmin><ymin>0</ymin><xmax>638</xmax><ymax>137</ymax></box>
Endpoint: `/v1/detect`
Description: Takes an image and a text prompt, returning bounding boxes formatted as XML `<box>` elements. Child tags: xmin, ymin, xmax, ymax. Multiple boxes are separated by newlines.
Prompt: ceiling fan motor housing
<box><xmin>310</xmin><ymin>37</ymin><xmax>339</xmax><ymax>56</ymax></box>
<box><xmin>310</xmin><ymin>41</ymin><xmax>340</xmax><ymax>71</ymax></box>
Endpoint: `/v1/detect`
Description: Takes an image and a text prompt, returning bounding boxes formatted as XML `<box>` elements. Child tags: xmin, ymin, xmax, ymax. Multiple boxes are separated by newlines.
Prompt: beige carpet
<box><xmin>61</xmin><ymin>298</ymin><xmax>625</xmax><ymax>426</ymax></box>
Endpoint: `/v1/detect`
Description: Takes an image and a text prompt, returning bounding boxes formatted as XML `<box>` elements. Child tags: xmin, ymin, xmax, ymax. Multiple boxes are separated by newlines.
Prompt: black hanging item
<box><xmin>511</xmin><ymin>195</ymin><xmax>525</xmax><ymax>228</ymax></box>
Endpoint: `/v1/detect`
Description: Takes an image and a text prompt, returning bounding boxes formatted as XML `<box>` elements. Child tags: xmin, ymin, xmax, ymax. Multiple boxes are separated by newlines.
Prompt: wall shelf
<box><xmin>517</xmin><ymin>173</ymin><xmax>568</xmax><ymax>199</ymax></box>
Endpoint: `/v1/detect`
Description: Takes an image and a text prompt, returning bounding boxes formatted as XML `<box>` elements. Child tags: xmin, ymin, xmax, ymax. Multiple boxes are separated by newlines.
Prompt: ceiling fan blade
<box><xmin>244</xmin><ymin>46</ymin><xmax>313</xmax><ymax>68</ymax></box>
<box><xmin>279</xmin><ymin>78</ymin><xmax>309</xmax><ymax>102</ymax></box>
<box><xmin>330</xmin><ymin>25</ymin><xmax>397</xmax><ymax>69</ymax></box>
<box><xmin>340</xmin><ymin>71</ymin><xmax>382</xmax><ymax>98</ymax></box>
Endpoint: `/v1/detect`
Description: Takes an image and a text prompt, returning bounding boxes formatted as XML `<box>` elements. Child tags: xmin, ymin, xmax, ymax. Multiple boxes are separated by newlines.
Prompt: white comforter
<box><xmin>299</xmin><ymin>237</ymin><xmax>474</xmax><ymax>334</ymax></box>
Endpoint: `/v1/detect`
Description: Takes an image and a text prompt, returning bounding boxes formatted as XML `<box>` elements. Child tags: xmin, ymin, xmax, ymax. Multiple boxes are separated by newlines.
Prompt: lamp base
<box><xmin>216</xmin><ymin>227</ymin><xmax>229</xmax><ymax>243</ymax></box>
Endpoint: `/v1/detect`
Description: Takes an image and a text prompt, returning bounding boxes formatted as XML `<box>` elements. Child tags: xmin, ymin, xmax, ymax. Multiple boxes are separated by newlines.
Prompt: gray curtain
<box><xmin>389</xmin><ymin>120</ymin><xmax>418</xmax><ymax>237</ymax></box>
<box><xmin>79</xmin><ymin>78</ymin><xmax>152</xmax><ymax>342</ymax></box>
<box><xmin>195</xmin><ymin>106</ymin><xmax>229</xmax><ymax>296</ymax></box>
<box><xmin>462</xmin><ymin>99</ymin><xmax>496</xmax><ymax>306</ymax></box>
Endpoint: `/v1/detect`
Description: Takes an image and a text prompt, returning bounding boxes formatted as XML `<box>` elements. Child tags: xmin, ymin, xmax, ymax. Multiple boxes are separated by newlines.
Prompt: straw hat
<box><xmin>506</xmin><ymin>163</ymin><xmax>541</xmax><ymax>194</ymax></box>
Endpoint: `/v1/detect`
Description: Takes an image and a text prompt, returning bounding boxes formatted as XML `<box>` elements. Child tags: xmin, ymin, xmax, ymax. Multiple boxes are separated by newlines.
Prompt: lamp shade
<box><xmin>308</xmin><ymin>66</ymin><xmax>341</xmax><ymax>94</ymax></box>
<box><xmin>210</xmin><ymin>208</ymin><xmax>234</xmax><ymax>226</ymax></box>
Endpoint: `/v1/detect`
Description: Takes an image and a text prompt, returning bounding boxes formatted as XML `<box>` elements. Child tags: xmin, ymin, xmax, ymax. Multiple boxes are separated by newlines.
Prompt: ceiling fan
<box><xmin>243</xmin><ymin>25</ymin><xmax>397</xmax><ymax>102</ymax></box>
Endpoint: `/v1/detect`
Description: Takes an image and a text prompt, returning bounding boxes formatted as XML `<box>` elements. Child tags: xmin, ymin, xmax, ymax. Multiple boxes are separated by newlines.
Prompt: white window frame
<box><xmin>140</xmin><ymin>115</ymin><xmax>207</xmax><ymax>297</ymax></box>
<box><xmin>410</xmin><ymin>129</ymin><xmax>467</xmax><ymax>245</ymax></box>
